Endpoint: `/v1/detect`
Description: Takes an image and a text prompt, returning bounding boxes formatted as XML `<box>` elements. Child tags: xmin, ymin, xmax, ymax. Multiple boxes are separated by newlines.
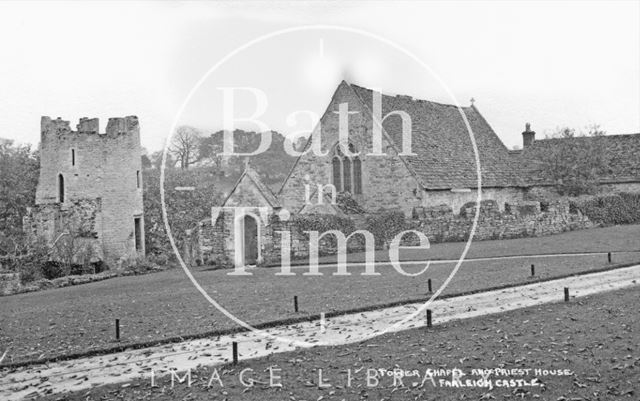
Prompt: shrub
<box><xmin>293</xmin><ymin>214</ymin><xmax>355</xmax><ymax>236</ymax></box>
<box><xmin>570</xmin><ymin>192</ymin><xmax>640</xmax><ymax>225</ymax></box>
<box><xmin>124</xmin><ymin>256</ymin><xmax>161</xmax><ymax>274</ymax></box>
<box><xmin>19</xmin><ymin>262</ymin><xmax>41</xmax><ymax>284</ymax></box>
<box><xmin>293</xmin><ymin>214</ymin><xmax>356</xmax><ymax>254</ymax></box>
<box><xmin>91</xmin><ymin>260</ymin><xmax>109</xmax><ymax>274</ymax></box>
<box><xmin>211</xmin><ymin>254</ymin><xmax>233</xmax><ymax>269</ymax></box>
<box><xmin>336</xmin><ymin>192</ymin><xmax>367</xmax><ymax>214</ymax></box>
<box><xmin>365</xmin><ymin>210</ymin><xmax>411</xmax><ymax>248</ymax></box>
<box><xmin>41</xmin><ymin>261</ymin><xmax>65</xmax><ymax>280</ymax></box>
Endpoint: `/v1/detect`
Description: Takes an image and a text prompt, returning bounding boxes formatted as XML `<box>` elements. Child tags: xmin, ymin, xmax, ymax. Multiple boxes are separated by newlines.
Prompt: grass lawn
<box><xmin>313</xmin><ymin>223</ymin><xmax>640</xmax><ymax>264</ymax></box>
<box><xmin>41</xmin><ymin>285</ymin><xmax>640</xmax><ymax>401</ymax></box>
<box><xmin>1</xmin><ymin>225</ymin><xmax>639</xmax><ymax>366</ymax></box>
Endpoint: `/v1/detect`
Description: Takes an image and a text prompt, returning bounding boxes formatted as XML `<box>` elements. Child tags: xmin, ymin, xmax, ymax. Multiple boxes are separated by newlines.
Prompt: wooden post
<box><xmin>426</xmin><ymin>309</ymin><xmax>432</xmax><ymax>328</ymax></box>
<box><xmin>564</xmin><ymin>287</ymin><xmax>569</xmax><ymax>302</ymax></box>
<box><xmin>427</xmin><ymin>279</ymin><xmax>432</xmax><ymax>293</ymax></box>
<box><xmin>608</xmin><ymin>252</ymin><xmax>612</xmax><ymax>263</ymax></box>
<box><xmin>115</xmin><ymin>319</ymin><xmax>120</xmax><ymax>341</ymax></box>
<box><xmin>232</xmin><ymin>341</ymin><xmax>238</xmax><ymax>364</ymax></box>
<box><xmin>294</xmin><ymin>296</ymin><xmax>299</xmax><ymax>313</ymax></box>
<box><xmin>531</xmin><ymin>264</ymin><xmax>535</xmax><ymax>277</ymax></box>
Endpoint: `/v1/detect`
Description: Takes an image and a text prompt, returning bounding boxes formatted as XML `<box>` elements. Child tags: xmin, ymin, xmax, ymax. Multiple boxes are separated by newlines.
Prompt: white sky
<box><xmin>0</xmin><ymin>1</ymin><xmax>638</xmax><ymax>152</ymax></box>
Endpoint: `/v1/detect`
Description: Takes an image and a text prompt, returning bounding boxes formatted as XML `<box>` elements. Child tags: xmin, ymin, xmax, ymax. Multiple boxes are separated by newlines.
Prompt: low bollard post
<box><xmin>564</xmin><ymin>287</ymin><xmax>569</xmax><ymax>302</ymax></box>
<box><xmin>232</xmin><ymin>341</ymin><xmax>238</xmax><ymax>364</ymax></box>
<box><xmin>294</xmin><ymin>295</ymin><xmax>299</xmax><ymax>313</ymax></box>
<box><xmin>427</xmin><ymin>278</ymin><xmax>432</xmax><ymax>293</ymax></box>
<box><xmin>115</xmin><ymin>319</ymin><xmax>120</xmax><ymax>341</ymax></box>
<box><xmin>531</xmin><ymin>264</ymin><xmax>535</xmax><ymax>277</ymax></box>
<box><xmin>426</xmin><ymin>309</ymin><xmax>432</xmax><ymax>328</ymax></box>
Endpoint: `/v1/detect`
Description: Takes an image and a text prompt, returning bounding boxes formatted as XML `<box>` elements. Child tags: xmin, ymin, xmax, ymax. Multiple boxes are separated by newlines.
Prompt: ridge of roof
<box><xmin>348</xmin><ymin>83</ymin><xmax>472</xmax><ymax>110</ymax></box>
<box><xmin>533</xmin><ymin>132</ymin><xmax>640</xmax><ymax>142</ymax></box>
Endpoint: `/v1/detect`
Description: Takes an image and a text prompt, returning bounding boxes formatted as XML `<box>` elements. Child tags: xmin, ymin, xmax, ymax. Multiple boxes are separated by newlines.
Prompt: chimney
<box><xmin>522</xmin><ymin>123</ymin><xmax>535</xmax><ymax>148</ymax></box>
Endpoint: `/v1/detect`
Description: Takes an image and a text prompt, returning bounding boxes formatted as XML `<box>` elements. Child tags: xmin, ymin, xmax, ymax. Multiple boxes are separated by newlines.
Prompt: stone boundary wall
<box><xmin>411</xmin><ymin>199</ymin><xmax>593</xmax><ymax>243</ymax></box>
<box><xmin>190</xmin><ymin>199</ymin><xmax>594</xmax><ymax>267</ymax></box>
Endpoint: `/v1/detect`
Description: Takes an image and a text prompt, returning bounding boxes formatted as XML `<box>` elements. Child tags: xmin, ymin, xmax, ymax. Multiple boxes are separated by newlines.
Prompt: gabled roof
<box><xmin>222</xmin><ymin>165</ymin><xmax>281</xmax><ymax>207</ymax></box>
<box><xmin>516</xmin><ymin>133</ymin><xmax>640</xmax><ymax>186</ymax></box>
<box><xmin>349</xmin><ymin>84</ymin><xmax>522</xmax><ymax>189</ymax></box>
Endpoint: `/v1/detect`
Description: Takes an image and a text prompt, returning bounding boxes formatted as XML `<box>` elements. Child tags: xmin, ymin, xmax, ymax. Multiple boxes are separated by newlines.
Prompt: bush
<box><xmin>570</xmin><ymin>192</ymin><xmax>640</xmax><ymax>225</ymax></box>
<box><xmin>124</xmin><ymin>256</ymin><xmax>161</xmax><ymax>274</ymax></box>
<box><xmin>19</xmin><ymin>262</ymin><xmax>41</xmax><ymax>284</ymax></box>
<box><xmin>68</xmin><ymin>263</ymin><xmax>86</xmax><ymax>276</ymax></box>
<box><xmin>211</xmin><ymin>254</ymin><xmax>233</xmax><ymax>269</ymax></box>
<box><xmin>365</xmin><ymin>210</ymin><xmax>411</xmax><ymax>248</ymax></box>
<box><xmin>293</xmin><ymin>214</ymin><xmax>355</xmax><ymax>236</ymax></box>
<box><xmin>91</xmin><ymin>260</ymin><xmax>109</xmax><ymax>273</ymax></box>
<box><xmin>293</xmin><ymin>214</ymin><xmax>356</xmax><ymax>254</ymax></box>
<box><xmin>336</xmin><ymin>192</ymin><xmax>367</xmax><ymax>214</ymax></box>
<box><xmin>41</xmin><ymin>261</ymin><xmax>65</xmax><ymax>280</ymax></box>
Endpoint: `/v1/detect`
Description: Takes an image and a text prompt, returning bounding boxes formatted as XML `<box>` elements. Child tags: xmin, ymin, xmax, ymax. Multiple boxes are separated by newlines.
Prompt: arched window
<box><xmin>332</xmin><ymin>157</ymin><xmax>342</xmax><ymax>191</ymax></box>
<box><xmin>343</xmin><ymin>157</ymin><xmax>352</xmax><ymax>193</ymax></box>
<box><xmin>353</xmin><ymin>157</ymin><xmax>362</xmax><ymax>195</ymax></box>
<box><xmin>58</xmin><ymin>173</ymin><xmax>64</xmax><ymax>203</ymax></box>
<box><xmin>331</xmin><ymin>142</ymin><xmax>363</xmax><ymax>195</ymax></box>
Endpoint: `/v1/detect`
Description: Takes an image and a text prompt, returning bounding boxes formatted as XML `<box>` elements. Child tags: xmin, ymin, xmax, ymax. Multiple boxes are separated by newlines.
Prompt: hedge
<box><xmin>365</xmin><ymin>210</ymin><xmax>413</xmax><ymax>248</ymax></box>
<box><xmin>570</xmin><ymin>192</ymin><xmax>640</xmax><ymax>225</ymax></box>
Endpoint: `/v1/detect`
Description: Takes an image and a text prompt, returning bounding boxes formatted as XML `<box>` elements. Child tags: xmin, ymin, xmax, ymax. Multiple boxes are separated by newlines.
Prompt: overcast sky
<box><xmin>0</xmin><ymin>1</ymin><xmax>638</xmax><ymax>152</ymax></box>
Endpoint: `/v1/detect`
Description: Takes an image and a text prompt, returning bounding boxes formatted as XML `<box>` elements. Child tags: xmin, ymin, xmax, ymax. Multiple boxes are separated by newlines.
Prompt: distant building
<box><xmin>23</xmin><ymin>116</ymin><xmax>145</xmax><ymax>265</ymax></box>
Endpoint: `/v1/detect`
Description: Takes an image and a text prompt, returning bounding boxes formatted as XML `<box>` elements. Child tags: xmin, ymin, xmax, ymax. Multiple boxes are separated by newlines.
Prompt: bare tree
<box><xmin>539</xmin><ymin>125</ymin><xmax>608</xmax><ymax>196</ymax></box>
<box><xmin>170</xmin><ymin>126</ymin><xmax>202</xmax><ymax>170</ymax></box>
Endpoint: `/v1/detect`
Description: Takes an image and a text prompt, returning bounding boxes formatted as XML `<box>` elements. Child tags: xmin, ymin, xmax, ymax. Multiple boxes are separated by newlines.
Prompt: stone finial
<box><xmin>470</xmin><ymin>97</ymin><xmax>475</xmax><ymax>106</ymax></box>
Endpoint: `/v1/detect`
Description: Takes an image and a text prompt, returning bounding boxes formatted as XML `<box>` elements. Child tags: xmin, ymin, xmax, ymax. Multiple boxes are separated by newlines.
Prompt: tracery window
<box><xmin>331</xmin><ymin>143</ymin><xmax>362</xmax><ymax>195</ymax></box>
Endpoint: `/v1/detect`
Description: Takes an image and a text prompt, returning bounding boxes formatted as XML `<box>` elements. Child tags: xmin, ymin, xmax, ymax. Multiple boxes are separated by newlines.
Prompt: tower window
<box><xmin>136</xmin><ymin>170</ymin><xmax>140</xmax><ymax>188</ymax></box>
<box><xmin>58</xmin><ymin>173</ymin><xmax>64</xmax><ymax>203</ymax></box>
<box><xmin>134</xmin><ymin>217</ymin><xmax>142</xmax><ymax>252</ymax></box>
<box><xmin>71</xmin><ymin>149</ymin><xmax>75</xmax><ymax>166</ymax></box>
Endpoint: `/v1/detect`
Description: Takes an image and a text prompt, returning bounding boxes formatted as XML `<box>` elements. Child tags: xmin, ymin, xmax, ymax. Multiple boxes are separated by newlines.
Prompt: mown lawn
<box><xmin>1</xmin><ymin>224</ymin><xmax>639</xmax><ymax>366</ymax></box>
<box><xmin>313</xmin><ymin>223</ymin><xmax>640</xmax><ymax>264</ymax></box>
<box><xmin>42</xmin><ymin>285</ymin><xmax>640</xmax><ymax>401</ymax></box>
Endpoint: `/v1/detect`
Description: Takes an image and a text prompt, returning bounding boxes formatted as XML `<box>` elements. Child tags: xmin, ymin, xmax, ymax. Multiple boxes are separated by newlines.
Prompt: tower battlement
<box><xmin>41</xmin><ymin>115</ymin><xmax>139</xmax><ymax>139</ymax></box>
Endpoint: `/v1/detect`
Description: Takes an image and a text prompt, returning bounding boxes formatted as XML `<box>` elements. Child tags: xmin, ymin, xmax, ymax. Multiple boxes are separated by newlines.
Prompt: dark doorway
<box><xmin>242</xmin><ymin>215</ymin><xmax>258</xmax><ymax>265</ymax></box>
<box><xmin>58</xmin><ymin>173</ymin><xmax>64</xmax><ymax>203</ymax></box>
<box><xmin>134</xmin><ymin>217</ymin><xmax>142</xmax><ymax>252</ymax></box>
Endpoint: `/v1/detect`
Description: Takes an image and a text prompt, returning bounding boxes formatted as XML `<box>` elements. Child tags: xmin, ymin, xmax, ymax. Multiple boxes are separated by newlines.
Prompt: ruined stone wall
<box><xmin>23</xmin><ymin>198</ymin><xmax>104</xmax><ymax>262</ymax></box>
<box><xmin>29</xmin><ymin>116</ymin><xmax>144</xmax><ymax>264</ymax></box>
<box><xmin>412</xmin><ymin>199</ymin><xmax>593</xmax><ymax>243</ymax></box>
<box><xmin>421</xmin><ymin>187</ymin><xmax>525</xmax><ymax>214</ymax></box>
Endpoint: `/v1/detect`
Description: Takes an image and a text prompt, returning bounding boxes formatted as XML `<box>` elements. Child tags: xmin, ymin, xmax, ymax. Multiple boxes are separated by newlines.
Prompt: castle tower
<box><xmin>26</xmin><ymin>116</ymin><xmax>145</xmax><ymax>265</ymax></box>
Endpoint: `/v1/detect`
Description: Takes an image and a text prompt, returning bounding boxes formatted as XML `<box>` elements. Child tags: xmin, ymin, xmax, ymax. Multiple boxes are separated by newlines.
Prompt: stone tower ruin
<box><xmin>23</xmin><ymin>116</ymin><xmax>145</xmax><ymax>266</ymax></box>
